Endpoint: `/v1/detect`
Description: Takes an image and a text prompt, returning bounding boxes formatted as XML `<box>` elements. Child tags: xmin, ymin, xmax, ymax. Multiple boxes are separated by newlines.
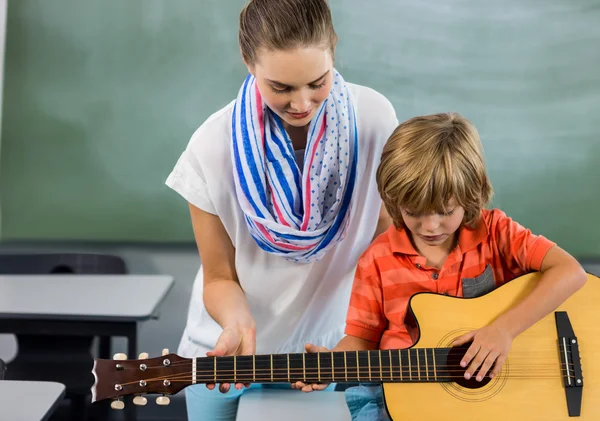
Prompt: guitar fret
<box><xmin>379</xmin><ymin>350</ymin><xmax>382</xmax><ymax>380</ymax></box>
<box><xmin>303</xmin><ymin>353</ymin><xmax>306</xmax><ymax>382</ymax></box>
<box><xmin>234</xmin><ymin>356</ymin><xmax>237</xmax><ymax>383</ymax></box>
<box><xmin>318</xmin><ymin>352</ymin><xmax>321</xmax><ymax>382</ymax></box>
<box><xmin>408</xmin><ymin>349</ymin><xmax>412</xmax><ymax>380</ymax></box>
<box><xmin>287</xmin><ymin>354</ymin><xmax>290</xmax><ymax>382</ymax></box>
<box><xmin>214</xmin><ymin>356</ymin><xmax>217</xmax><ymax>383</ymax></box>
<box><xmin>331</xmin><ymin>352</ymin><xmax>334</xmax><ymax>382</ymax></box>
<box><xmin>356</xmin><ymin>350</ymin><xmax>360</xmax><ymax>381</ymax></box>
<box><xmin>252</xmin><ymin>355</ymin><xmax>256</xmax><ymax>382</ymax></box>
<box><xmin>399</xmin><ymin>350</ymin><xmax>403</xmax><ymax>381</ymax></box>
<box><xmin>270</xmin><ymin>354</ymin><xmax>273</xmax><ymax>382</ymax></box>
<box><xmin>344</xmin><ymin>351</ymin><xmax>348</xmax><ymax>381</ymax></box>
<box><xmin>425</xmin><ymin>349</ymin><xmax>429</xmax><ymax>381</ymax></box>
<box><xmin>433</xmin><ymin>350</ymin><xmax>437</xmax><ymax>381</ymax></box>
<box><xmin>368</xmin><ymin>351</ymin><xmax>372</xmax><ymax>381</ymax></box>
<box><xmin>388</xmin><ymin>350</ymin><xmax>393</xmax><ymax>381</ymax></box>
<box><xmin>417</xmin><ymin>348</ymin><xmax>421</xmax><ymax>380</ymax></box>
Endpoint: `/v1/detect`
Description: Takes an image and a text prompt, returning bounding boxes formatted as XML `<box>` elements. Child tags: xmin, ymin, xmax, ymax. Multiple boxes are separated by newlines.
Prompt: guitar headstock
<box><xmin>91</xmin><ymin>349</ymin><xmax>193</xmax><ymax>409</ymax></box>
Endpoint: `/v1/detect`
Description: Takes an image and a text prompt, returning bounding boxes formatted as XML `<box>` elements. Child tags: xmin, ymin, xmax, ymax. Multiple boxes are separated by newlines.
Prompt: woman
<box><xmin>166</xmin><ymin>0</ymin><xmax>398</xmax><ymax>418</ymax></box>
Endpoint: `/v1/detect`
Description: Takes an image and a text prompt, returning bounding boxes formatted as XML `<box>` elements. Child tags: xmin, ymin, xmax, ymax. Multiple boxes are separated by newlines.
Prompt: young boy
<box><xmin>293</xmin><ymin>112</ymin><xmax>587</xmax><ymax>419</ymax></box>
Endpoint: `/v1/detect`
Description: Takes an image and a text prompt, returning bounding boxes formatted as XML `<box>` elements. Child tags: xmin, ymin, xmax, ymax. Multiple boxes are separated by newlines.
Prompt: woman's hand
<box><xmin>291</xmin><ymin>343</ymin><xmax>332</xmax><ymax>393</ymax></box>
<box><xmin>206</xmin><ymin>324</ymin><xmax>256</xmax><ymax>393</ymax></box>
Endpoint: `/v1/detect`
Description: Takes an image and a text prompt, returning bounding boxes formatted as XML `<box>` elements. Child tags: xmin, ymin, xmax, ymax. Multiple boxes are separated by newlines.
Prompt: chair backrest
<box><xmin>0</xmin><ymin>253</ymin><xmax>127</xmax><ymax>275</ymax></box>
<box><xmin>0</xmin><ymin>358</ymin><xmax>5</xmax><ymax>380</ymax></box>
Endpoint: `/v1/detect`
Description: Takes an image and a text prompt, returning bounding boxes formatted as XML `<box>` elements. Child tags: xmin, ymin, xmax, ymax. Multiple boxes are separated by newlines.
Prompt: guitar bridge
<box><xmin>555</xmin><ymin>311</ymin><xmax>583</xmax><ymax>417</ymax></box>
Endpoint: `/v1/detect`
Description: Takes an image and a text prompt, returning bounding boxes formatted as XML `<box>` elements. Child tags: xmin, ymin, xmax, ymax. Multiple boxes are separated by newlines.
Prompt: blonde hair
<box><xmin>239</xmin><ymin>0</ymin><xmax>337</xmax><ymax>66</ymax></box>
<box><xmin>377</xmin><ymin>112</ymin><xmax>493</xmax><ymax>228</ymax></box>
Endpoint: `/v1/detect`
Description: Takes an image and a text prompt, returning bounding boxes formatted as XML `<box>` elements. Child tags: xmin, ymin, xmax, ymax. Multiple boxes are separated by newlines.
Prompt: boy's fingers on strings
<box><xmin>459</xmin><ymin>340</ymin><xmax>481</xmax><ymax>368</ymax></box>
<box><xmin>464</xmin><ymin>345</ymin><xmax>490</xmax><ymax>380</ymax></box>
<box><xmin>474</xmin><ymin>351</ymin><xmax>499</xmax><ymax>381</ymax></box>
<box><xmin>488</xmin><ymin>354</ymin><xmax>507</xmax><ymax>379</ymax></box>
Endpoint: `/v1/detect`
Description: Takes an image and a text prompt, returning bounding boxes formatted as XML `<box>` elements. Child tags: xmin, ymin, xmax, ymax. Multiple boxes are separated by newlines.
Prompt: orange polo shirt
<box><xmin>344</xmin><ymin>208</ymin><xmax>556</xmax><ymax>350</ymax></box>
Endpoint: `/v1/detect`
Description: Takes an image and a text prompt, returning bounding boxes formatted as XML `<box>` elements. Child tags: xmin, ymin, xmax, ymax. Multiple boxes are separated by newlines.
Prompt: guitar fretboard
<box><xmin>193</xmin><ymin>349</ymin><xmax>456</xmax><ymax>384</ymax></box>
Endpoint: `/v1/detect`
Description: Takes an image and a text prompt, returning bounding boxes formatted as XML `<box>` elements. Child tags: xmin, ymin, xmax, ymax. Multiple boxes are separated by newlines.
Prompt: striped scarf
<box><xmin>231</xmin><ymin>69</ymin><xmax>358</xmax><ymax>263</ymax></box>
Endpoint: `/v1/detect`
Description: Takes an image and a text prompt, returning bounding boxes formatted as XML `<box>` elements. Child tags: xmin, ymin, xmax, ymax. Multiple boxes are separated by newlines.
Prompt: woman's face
<box><xmin>248</xmin><ymin>46</ymin><xmax>333</xmax><ymax>128</ymax></box>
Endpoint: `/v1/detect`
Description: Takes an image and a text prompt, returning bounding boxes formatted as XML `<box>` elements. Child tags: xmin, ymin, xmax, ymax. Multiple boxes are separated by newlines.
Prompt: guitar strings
<box><xmin>116</xmin><ymin>365</ymin><xmax>577</xmax><ymax>387</ymax></box>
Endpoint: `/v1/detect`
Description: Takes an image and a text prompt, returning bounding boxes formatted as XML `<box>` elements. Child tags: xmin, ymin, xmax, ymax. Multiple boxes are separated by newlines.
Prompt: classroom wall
<box><xmin>3</xmin><ymin>0</ymin><xmax>600</xmax><ymax>256</ymax></box>
<box><xmin>0</xmin><ymin>0</ymin><xmax>6</xmax><ymax>236</ymax></box>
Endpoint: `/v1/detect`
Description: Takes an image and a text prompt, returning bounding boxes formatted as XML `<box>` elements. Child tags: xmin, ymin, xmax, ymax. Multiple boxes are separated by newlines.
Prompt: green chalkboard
<box><xmin>1</xmin><ymin>0</ymin><xmax>599</xmax><ymax>257</ymax></box>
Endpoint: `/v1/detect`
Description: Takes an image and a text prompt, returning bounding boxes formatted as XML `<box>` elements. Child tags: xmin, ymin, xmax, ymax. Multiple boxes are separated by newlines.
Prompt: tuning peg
<box><xmin>110</xmin><ymin>399</ymin><xmax>125</xmax><ymax>410</ymax></box>
<box><xmin>113</xmin><ymin>353</ymin><xmax>127</xmax><ymax>360</ymax></box>
<box><xmin>156</xmin><ymin>395</ymin><xmax>170</xmax><ymax>406</ymax></box>
<box><xmin>162</xmin><ymin>348</ymin><xmax>169</xmax><ymax>356</ymax></box>
<box><xmin>133</xmin><ymin>396</ymin><xmax>148</xmax><ymax>406</ymax></box>
<box><xmin>138</xmin><ymin>352</ymin><xmax>149</xmax><ymax>360</ymax></box>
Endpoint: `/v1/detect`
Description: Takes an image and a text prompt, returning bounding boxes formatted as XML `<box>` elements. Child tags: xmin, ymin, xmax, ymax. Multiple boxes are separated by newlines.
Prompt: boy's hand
<box><xmin>291</xmin><ymin>343</ymin><xmax>331</xmax><ymax>393</ymax></box>
<box><xmin>452</xmin><ymin>321</ymin><xmax>514</xmax><ymax>382</ymax></box>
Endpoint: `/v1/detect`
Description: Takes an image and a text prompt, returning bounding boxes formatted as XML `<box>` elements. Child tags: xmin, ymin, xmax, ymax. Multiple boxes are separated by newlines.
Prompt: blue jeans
<box><xmin>185</xmin><ymin>383</ymin><xmax>337</xmax><ymax>421</ymax></box>
<box><xmin>344</xmin><ymin>383</ymin><xmax>392</xmax><ymax>421</ymax></box>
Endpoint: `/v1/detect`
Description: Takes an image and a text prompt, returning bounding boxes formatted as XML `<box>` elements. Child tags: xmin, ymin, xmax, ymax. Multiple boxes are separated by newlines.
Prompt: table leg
<box><xmin>98</xmin><ymin>336</ymin><xmax>111</xmax><ymax>359</ymax></box>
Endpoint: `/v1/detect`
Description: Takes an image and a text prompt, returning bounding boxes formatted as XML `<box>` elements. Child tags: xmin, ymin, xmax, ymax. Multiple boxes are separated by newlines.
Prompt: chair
<box><xmin>0</xmin><ymin>357</ymin><xmax>6</xmax><ymax>380</ymax></box>
<box><xmin>0</xmin><ymin>253</ymin><xmax>127</xmax><ymax>420</ymax></box>
<box><xmin>0</xmin><ymin>253</ymin><xmax>126</xmax><ymax>275</ymax></box>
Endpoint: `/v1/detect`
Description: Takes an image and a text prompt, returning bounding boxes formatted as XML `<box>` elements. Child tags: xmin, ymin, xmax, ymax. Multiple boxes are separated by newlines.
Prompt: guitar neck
<box><xmin>193</xmin><ymin>348</ymin><xmax>455</xmax><ymax>384</ymax></box>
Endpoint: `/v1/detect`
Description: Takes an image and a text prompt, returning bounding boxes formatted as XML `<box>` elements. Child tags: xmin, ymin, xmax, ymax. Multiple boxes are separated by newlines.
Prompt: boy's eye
<box><xmin>404</xmin><ymin>210</ymin><xmax>417</xmax><ymax>217</ymax></box>
<box><xmin>440</xmin><ymin>209</ymin><xmax>455</xmax><ymax>216</ymax></box>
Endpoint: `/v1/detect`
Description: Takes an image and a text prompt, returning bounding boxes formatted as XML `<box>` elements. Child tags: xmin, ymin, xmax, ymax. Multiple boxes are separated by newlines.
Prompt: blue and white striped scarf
<box><xmin>231</xmin><ymin>69</ymin><xmax>358</xmax><ymax>263</ymax></box>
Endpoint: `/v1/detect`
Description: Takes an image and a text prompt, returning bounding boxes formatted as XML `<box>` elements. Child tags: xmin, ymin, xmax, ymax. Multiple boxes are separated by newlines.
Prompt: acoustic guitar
<box><xmin>91</xmin><ymin>272</ymin><xmax>600</xmax><ymax>420</ymax></box>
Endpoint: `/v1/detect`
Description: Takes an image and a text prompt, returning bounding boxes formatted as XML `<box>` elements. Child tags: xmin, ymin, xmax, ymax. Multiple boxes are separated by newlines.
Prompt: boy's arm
<box><xmin>455</xmin><ymin>213</ymin><xmax>587</xmax><ymax>382</ymax></box>
<box><xmin>334</xmin><ymin>334</ymin><xmax>379</xmax><ymax>351</ymax></box>
<box><xmin>485</xmin><ymin>245</ymin><xmax>585</xmax><ymax>341</ymax></box>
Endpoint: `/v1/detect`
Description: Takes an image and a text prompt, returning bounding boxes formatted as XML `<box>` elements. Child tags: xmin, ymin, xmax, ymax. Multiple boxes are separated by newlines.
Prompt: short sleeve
<box><xmin>344</xmin><ymin>253</ymin><xmax>387</xmax><ymax>342</ymax></box>
<box><xmin>493</xmin><ymin>211</ymin><xmax>556</xmax><ymax>272</ymax></box>
<box><xmin>165</xmin><ymin>148</ymin><xmax>217</xmax><ymax>215</ymax></box>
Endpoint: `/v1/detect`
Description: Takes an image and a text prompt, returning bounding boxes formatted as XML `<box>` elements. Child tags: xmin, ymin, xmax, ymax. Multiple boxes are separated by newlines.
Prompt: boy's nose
<box><xmin>421</xmin><ymin>215</ymin><xmax>441</xmax><ymax>232</ymax></box>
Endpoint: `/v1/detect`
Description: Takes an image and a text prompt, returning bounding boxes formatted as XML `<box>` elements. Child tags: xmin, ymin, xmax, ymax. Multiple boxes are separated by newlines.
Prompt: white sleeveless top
<box><xmin>166</xmin><ymin>83</ymin><xmax>398</xmax><ymax>357</ymax></box>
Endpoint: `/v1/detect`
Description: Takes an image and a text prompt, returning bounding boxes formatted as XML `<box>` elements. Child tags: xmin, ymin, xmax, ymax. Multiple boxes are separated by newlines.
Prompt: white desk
<box><xmin>0</xmin><ymin>274</ymin><xmax>174</xmax><ymax>421</ymax></box>
<box><xmin>0</xmin><ymin>274</ymin><xmax>174</xmax><ymax>321</ymax></box>
<box><xmin>237</xmin><ymin>389</ymin><xmax>351</xmax><ymax>421</ymax></box>
<box><xmin>0</xmin><ymin>381</ymin><xmax>65</xmax><ymax>421</ymax></box>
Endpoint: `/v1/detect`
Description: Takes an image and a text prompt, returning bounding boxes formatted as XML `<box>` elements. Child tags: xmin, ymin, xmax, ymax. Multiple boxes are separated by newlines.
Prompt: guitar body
<box><xmin>383</xmin><ymin>272</ymin><xmax>600</xmax><ymax>420</ymax></box>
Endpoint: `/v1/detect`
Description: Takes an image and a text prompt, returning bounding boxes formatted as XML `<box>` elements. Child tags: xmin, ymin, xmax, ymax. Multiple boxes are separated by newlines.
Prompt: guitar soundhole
<box><xmin>447</xmin><ymin>343</ymin><xmax>492</xmax><ymax>389</ymax></box>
